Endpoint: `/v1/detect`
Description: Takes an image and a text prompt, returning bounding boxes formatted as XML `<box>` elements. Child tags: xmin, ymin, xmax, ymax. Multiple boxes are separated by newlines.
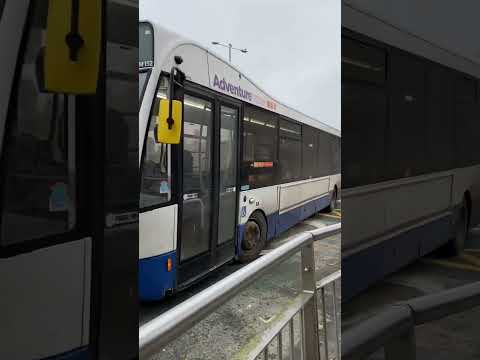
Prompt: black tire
<box><xmin>238</xmin><ymin>211</ymin><xmax>267</xmax><ymax>263</ymax></box>
<box><xmin>327</xmin><ymin>188</ymin><xmax>337</xmax><ymax>213</ymax></box>
<box><xmin>447</xmin><ymin>198</ymin><xmax>469</xmax><ymax>256</ymax></box>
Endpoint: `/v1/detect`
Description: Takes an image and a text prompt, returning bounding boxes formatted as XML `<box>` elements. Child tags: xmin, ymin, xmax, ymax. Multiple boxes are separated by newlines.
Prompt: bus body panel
<box><xmin>343</xmin><ymin>172</ymin><xmax>454</xmax><ymax>255</ymax></box>
<box><xmin>279</xmin><ymin>177</ymin><xmax>330</xmax><ymax>215</ymax></box>
<box><xmin>1</xmin><ymin>2</ymin><xmax>139</xmax><ymax>358</ymax></box>
<box><xmin>237</xmin><ymin>176</ymin><xmax>336</xmax><ymax>245</ymax></box>
<box><xmin>139</xmin><ymin>21</ymin><xmax>341</xmax><ymax>300</ymax></box>
<box><xmin>0</xmin><ymin>239</ymin><xmax>91</xmax><ymax>359</ymax></box>
<box><xmin>206</xmin><ymin>52</ymin><xmax>340</xmax><ymax>135</ymax></box>
<box><xmin>139</xmin><ymin>250</ymin><xmax>176</xmax><ymax>301</ymax></box>
<box><xmin>452</xmin><ymin>165</ymin><xmax>480</xmax><ymax>226</ymax></box>
<box><xmin>342</xmin><ymin>2</ymin><xmax>480</xmax><ymax>299</ymax></box>
<box><xmin>0</xmin><ymin>4</ymin><xmax>92</xmax><ymax>358</ymax></box>
<box><xmin>238</xmin><ymin>176</ymin><xmax>335</xmax><ymax>221</ymax></box>
<box><xmin>140</xmin><ymin>205</ymin><xmax>177</xmax><ymax>259</ymax></box>
<box><xmin>238</xmin><ymin>186</ymin><xmax>280</xmax><ymax>226</ymax></box>
<box><xmin>277</xmin><ymin>193</ymin><xmax>332</xmax><ymax>235</ymax></box>
<box><xmin>139</xmin><ymin>20</ymin><xmax>340</xmax><ymax>139</ymax></box>
<box><xmin>342</xmin><ymin>2</ymin><xmax>480</xmax><ymax>79</ymax></box>
<box><xmin>342</xmin><ymin>213</ymin><xmax>453</xmax><ymax>300</ymax></box>
<box><xmin>139</xmin><ymin>205</ymin><xmax>178</xmax><ymax>301</ymax></box>
<box><xmin>329</xmin><ymin>173</ymin><xmax>341</xmax><ymax>193</ymax></box>
<box><xmin>169</xmin><ymin>44</ymin><xmax>210</xmax><ymax>88</ymax></box>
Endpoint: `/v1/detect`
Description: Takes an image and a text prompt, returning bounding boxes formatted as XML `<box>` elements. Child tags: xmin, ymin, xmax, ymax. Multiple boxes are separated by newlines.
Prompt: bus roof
<box><xmin>140</xmin><ymin>20</ymin><xmax>341</xmax><ymax>137</ymax></box>
<box><xmin>343</xmin><ymin>2</ymin><xmax>480</xmax><ymax>79</ymax></box>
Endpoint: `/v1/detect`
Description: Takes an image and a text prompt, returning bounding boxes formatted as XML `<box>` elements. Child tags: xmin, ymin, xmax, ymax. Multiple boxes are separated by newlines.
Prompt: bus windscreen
<box><xmin>139</xmin><ymin>22</ymin><xmax>154</xmax><ymax>69</ymax></box>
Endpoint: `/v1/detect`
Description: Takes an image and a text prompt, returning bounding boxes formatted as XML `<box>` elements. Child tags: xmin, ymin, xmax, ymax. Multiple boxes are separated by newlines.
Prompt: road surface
<box><xmin>140</xmin><ymin>207</ymin><xmax>341</xmax><ymax>360</ymax></box>
<box><xmin>343</xmin><ymin>225</ymin><xmax>480</xmax><ymax>359</ymax></box>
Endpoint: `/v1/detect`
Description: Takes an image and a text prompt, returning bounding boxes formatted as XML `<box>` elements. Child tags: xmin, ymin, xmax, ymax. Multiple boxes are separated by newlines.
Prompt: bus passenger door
<box><xmin>178</xmin><ymin>93</ymin><xmax>240</xmax><ymax>285</ymax></box>
<box><xmin>178</xmin><ymin>93</ymin><xmax>215</xmax><ymax>284</ymax></box>
<box><xmin>0</xmin><ymin>2</ymin><xmax>138</xmax><ymax>359</ymax></box>
<box><xmin>0</xmin><ymin>3</ymin><xmax>92</xmax><ymax>359</ymax></box>
<box><xmin>215</xmin><ymin>103</ymin><xmax>240</xmax><ymax>263</ymax></box>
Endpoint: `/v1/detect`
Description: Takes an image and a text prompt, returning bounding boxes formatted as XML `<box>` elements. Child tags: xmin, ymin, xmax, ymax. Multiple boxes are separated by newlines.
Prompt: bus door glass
<box><xmin>178</xmin><ymin>94</ymin><xmax>240</xmax><ymax>282</ymax></box>
<box><xmin>139</xmin><ymin>22</ymin><xmax>154</xmax><ymax>103</ymax></box>
<box><xmin>0</xmin><ymin>2</ymin><xmax>90</xmax><ymax>359</ymax></box>
<box><xmin>0</xmin><ymin>2</ymin><xmax>76</xmax><ymax>252</ymax></box>
<box><xmin>217</xmin><ymin>104</ymin><xmax>239</xmax><ymax>253</ymax></box>
<box><xmin>180</xmin><ymin>95</ymin><xmax>214</xmax><ymax>262</ymax></box>
<box><xmin>141</xmin><ymin>78</ymin><xmax>173</xmax><ymax>208</ymax></box>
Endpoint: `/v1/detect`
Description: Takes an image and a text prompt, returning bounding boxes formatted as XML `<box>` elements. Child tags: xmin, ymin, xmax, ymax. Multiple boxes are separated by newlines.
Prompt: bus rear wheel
<box><xmin>239</xmin><ymin>211</ymin><xmax>267</xmax><ymax>263</ymax></box>
<box><xmin>327</xmin><ymin>188</ymin><xmax>338</xmax><ymax>213</ymax></box>
<box><xmin>448</xmin><ymin>198</ymin><xmax>469</xmax><ymax>256</ymax></box>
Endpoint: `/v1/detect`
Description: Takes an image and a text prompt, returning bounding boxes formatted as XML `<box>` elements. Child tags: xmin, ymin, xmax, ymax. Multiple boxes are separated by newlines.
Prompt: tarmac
<box><xmin>140</xmin><ymin>209</ymin><xmax>341</xmax><ymax>360</ymax></box>
<box><xmin>342</xmin><ymin>225</ymin><xmax>480</xmax><ymax>359</ymax></box>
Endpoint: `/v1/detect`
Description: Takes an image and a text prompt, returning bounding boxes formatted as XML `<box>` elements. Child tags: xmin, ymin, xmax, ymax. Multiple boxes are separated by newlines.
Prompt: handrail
<box><xmin>342</xmin><ymin>306</ymin><xmax>413</xmax><ymax>360</ymax></box>
<box><xmin>139</xmin><ymin>223</ymin><xmax>340</xmax><ymax>359</ymax></box>
<box><xmin>342</xmin><ymin>281</ymin><xmax>480</xmax><ymax>360</ymax></box>
<box><xmin>407</xmin><ymin>281</ymin><xmax>480</xmax><ymax>325</ymax></box>
<box><xmin>316</xmin><ymin>269</ymin><xmax>341</xmax><ymax>289</ymax></box>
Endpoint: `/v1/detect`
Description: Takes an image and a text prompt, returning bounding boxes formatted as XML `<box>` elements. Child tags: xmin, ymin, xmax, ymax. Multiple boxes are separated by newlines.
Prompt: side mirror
<box><xmin>155</xmin><ymin>99</ymin><xmax>182</xmax><ymax>144</ymax></box>
<box><xmin>42</xmin><ymin>0</ymin><xmax>102</xmax><ymax>94</ymax></box>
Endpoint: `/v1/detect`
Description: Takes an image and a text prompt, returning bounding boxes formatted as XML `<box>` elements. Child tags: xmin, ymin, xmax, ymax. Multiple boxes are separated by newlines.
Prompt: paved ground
<box><xmin>140</xmin><ymin>207</ymin><xmax>341</xmax><ymax>360</ymax></box>
<box><xmin>342</xmin><ymin>225</ymin><xmax>480</xmax><ymax>359</ymax></box>
<box><xmin>266</xmin><ymin>210</ymin><xmax>342</xmax><ymax>360</ymax></box>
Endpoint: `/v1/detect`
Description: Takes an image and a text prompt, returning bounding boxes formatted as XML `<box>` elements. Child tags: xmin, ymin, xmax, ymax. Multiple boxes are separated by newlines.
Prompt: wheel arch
<box><xmin>249</xmin><ymin>208</ymin><xmax>269</xmax><ymax>236</ymax></box>
<box><xmin>464</xmin><ymin>190</ymin><xmax>472</xmax><ymax>229</ymax></box>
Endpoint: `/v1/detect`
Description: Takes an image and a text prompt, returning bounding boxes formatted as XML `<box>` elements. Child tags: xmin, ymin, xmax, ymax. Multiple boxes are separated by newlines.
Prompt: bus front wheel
<box><xmin>239</xmin><ymin>211</ymin><xmax>267</xmax><ymax>263</ymax></box>
<box><xmin>448</xmin><ymin>198</ymin><xmax>469</xmax><ymax>256</ymax></box>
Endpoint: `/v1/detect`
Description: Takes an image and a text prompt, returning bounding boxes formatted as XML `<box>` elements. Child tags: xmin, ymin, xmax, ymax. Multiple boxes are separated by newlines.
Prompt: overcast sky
<box><xmin>139</xmin><ymin>0</ymin><xmax>340</xmax><ymax>130</ymax></box>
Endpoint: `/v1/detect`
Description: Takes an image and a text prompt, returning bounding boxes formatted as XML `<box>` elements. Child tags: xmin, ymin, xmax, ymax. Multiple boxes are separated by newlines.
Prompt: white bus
<box><xmin>0</xmin><ymin>1</ymin><xmax>138</xmax><ymax>359</ymax></box>
<box><xmin>342</xmin><ymin>3</ymin><xmax>480</xmax><ymax>300</ymax></box>
<box><xmin>139</xmin><ymin>21</ymin><xmax>341</xmax><ymax>300</ymax></box>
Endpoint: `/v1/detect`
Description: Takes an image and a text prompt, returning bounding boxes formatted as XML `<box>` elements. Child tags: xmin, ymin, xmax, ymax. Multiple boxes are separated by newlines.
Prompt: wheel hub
<box><xmin>243</xmin><ymin>221</ymin><xmax>260</xmax><ymax>251</ymax></box>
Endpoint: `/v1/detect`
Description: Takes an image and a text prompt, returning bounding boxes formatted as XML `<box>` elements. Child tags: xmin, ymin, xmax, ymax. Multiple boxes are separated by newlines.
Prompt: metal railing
<box><xmin>139</xmin><ymin>223</ymin><xmax>341</xmax><ymax>360</ymax></box>
<box><xmin>246</xmin><ymin>270</ymin><xmax>341</xmax><ymax>360</ymax></box>
<box><xmin>317</xmin><ymin>270</ymin><xmax>341</xmax><ymax>360</ymax></box>
<box><xmin>342</xmin><ymin>281</ymin><xmax>480</xmax><ymax>360</ymax></box>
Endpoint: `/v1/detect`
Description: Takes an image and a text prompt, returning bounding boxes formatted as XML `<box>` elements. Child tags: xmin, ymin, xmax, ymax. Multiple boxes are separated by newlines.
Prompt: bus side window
<box><xmin>0</xmin><ymin>0</ymin><xmax>5</xmax><ymax>22</ymax></box>
<box><xmin>317</xmin><ymin>130</ymin><xmax>333</xmax><ymax>177</ymax></box>
<box><xmin>302</xmin><ymin>125</ymin><xmax>317</xmax><ymax>179</ymax></box>
<box><xmin>242</xmin><ymin>106</ymin><xmax>278</xmax><ymax>188</ymax></box>
<box><xmin>279</xmin><ymin>119</ymin><xmax>302</xmax><ymax>183</ymax></box>
<box><xmin>140</xmin><ymin>79</ymin><xmax>172</xmax><ymax>208</ymax></box>
<box><xmin>1</xmin><ymin>3</ymin><xmax>75</xmax><ymax>248</ymax></box>
<box><xmin>330</xmin><ymin>135</ymin><xmax>341</xmax><ymax>174</ymax></box>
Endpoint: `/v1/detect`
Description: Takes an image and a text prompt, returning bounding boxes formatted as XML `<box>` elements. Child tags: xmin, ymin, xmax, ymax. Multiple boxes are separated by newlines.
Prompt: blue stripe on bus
<box><xmin>342</xmin><ymin>214</ymin><xmax>453</xmax><ymax>301</ymax></box>
<box><xmin>276</xmin><ymin>194</ymin><xmax>331</xmax><ymax>235</ymax></box>
<box><xmin>314</xmin><ymin>193</ymin><xmax>332</xmax><ymax>214</ymax></box>
<box><xmin>236</xmin><ymin>224</ymin><xmax>245</xmax><ymax>256</ymax></box>
<box><xmin>276</xmin><ymin>207</ymin><xmax>302</xmax><ymax>234</ymax></box>
<box><xmin>267</xmin><ymin>214</ymin><xmax>277</xmax><ymax>240</ymax></box>
<box><xmin>236</xmin><ymin>193</ymin><xmax>332</xmax><ymax>257</ymax></box>
<box><xmin>42</xmin><ymin>347</ymin><xmax>89</xmax><ymax>360</ymax></box>
<box><xmin>139</xmin><ymin>251</ymin><xmax>176</xmax><ymax>301</ymax></box>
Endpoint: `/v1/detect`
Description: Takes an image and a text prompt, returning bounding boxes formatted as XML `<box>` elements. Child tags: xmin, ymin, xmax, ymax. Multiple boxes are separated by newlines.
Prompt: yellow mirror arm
<box><xmin>65</xmin><ymin>0</ymin><xmax>84</xmax><ymax>62</ymax></box>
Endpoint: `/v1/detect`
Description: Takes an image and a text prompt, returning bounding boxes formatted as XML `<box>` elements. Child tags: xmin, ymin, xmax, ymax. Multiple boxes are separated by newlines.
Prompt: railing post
<box><xmin>301</xmin><ymin>239</ymin><xmax>321</xmax><ymax>360</ymax></box>
<box><xmin>332</xmin><ymin>280</ymin><xmax>340</xmax><ymax>359</ymax></box>
<box><xmin>320</xmin><ymin>286</ymin><xmax>329</xmax><ymax>359</ymax></box>
<box><xmin>384</xmin><ymin>326</ymin><xmax>416</xmax><ymax>360</ymax></box>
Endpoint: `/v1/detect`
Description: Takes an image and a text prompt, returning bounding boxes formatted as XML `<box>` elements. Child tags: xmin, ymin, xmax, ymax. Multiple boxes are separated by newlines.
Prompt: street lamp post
<box><xmin>211</xmin><ymin>41</ymin><xmax>247</xmax><ymax>63</ymax></box>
